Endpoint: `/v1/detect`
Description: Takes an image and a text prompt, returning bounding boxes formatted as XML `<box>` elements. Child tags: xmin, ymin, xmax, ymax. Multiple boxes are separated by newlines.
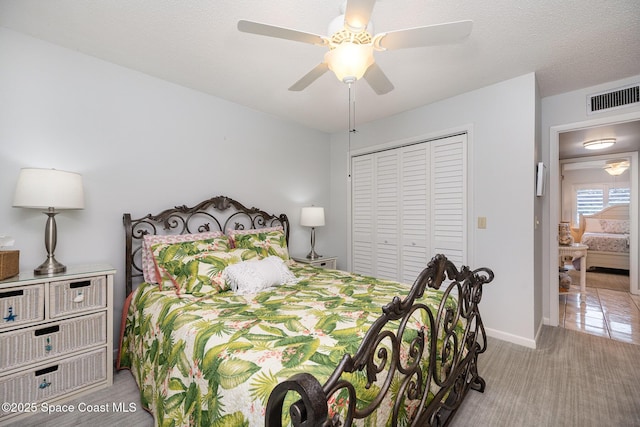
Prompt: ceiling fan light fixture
<box><xmin>604</xmin><ymin>159</ymin><xmax>630</xmax><ymax>176</ymax></box>
<box><xmin>583</xmin><ymin>138</ymin><xmax>616</xmax><ymax>150</ymax></box>
<box><xmin>324</xmin><ymin>42</ymin><xmax>374</xmax><ymax>83</ymax></box>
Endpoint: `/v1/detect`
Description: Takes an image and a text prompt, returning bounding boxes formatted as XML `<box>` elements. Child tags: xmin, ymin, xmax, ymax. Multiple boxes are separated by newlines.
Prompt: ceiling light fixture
<box><xmin>604</xmin><ymin>159</ymin><xmax>630</xmax><ymax>176</ymax></box>
<box><xmin>324</xmin><ymin>42</ymin><xmax>374</xmax><ymax>84</ymax></box>
<box><xmin>583</xmin><ymin>138</ymin><xmax>616</xmax><ymax>150</ymax></box>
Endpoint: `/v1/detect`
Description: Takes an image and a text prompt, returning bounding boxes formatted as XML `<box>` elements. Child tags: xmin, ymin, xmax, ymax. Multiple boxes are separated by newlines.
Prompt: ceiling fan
<box><xmin>238</xmin><ymin>0</ymin><xmax>472</xmax><ymax>95</ymax></box>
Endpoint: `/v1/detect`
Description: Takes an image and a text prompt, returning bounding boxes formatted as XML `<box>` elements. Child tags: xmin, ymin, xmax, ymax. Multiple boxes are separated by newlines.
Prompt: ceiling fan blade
<box><xmin>363</xmin><ymin>62</ymin><xmax>394</xmax><ymax>95</ymax></box>
<box><xmin>375</xmin><ymin>20</ymin><xmax>473</xmax><ymax>50</ymax></box>
<box><xmin>344</xmin><ymin>0</ymin><xmax>376</xmax><ymax>33</ymax></box>
<box><xmin>288</xmin><ymin>63</ymin><xmax>330</xmax><ymax>91</ymax></box>
<box><xmin>238</xmin><ymin>20</ymin><xmax>328</xmax><ymax>46</ymax></box>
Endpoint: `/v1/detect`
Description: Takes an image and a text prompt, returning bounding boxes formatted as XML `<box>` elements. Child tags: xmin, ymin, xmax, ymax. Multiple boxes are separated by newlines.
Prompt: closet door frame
<box><xmin>346</xmin><ymin>126</ymin><xmax>474</xmax><ymax>275</ymax></box>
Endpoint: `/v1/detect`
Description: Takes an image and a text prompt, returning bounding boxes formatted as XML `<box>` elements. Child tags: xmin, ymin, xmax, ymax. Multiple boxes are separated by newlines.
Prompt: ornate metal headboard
<box><xmin>123</xmin><ymin>195</ymin><xmax>289</xmax><ymax>295</ymax></box>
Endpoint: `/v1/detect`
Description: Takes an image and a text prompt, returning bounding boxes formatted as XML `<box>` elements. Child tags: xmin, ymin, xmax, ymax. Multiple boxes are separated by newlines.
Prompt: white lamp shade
<box><xmin>13</xmin><ymin>168</ymin><xmax>85</xmax><ymax>209</ymax></box>
<box><xmin>300</xmin><ymin>207</ymin><xmax>325</xmax><ymax>227</ymax></box>
<box><xmin>324</xmin><ymin>43</ymin><xmax>374</xmax><ymax>83</ymax></box>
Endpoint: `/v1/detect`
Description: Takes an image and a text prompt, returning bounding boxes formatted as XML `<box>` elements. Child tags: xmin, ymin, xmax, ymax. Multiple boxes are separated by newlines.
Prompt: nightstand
<box><xmin>292</xmin><ymin>256</ymin><xmax>337</xmax><ymax>270</ymax></box>
<box><xmin>0</xmin><ymin>264</ymin><xmax>115</xmax><ymax>425</ymax></box>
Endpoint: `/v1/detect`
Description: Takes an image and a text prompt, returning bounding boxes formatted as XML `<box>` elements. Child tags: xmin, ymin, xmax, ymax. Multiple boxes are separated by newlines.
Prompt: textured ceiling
<box><xmin>0</xmin><ymin>0</ymin><xmax>639</xmax><ymax>133</ymax></box>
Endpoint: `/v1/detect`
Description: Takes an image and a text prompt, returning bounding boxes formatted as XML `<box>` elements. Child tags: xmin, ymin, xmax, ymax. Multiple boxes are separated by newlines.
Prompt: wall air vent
<box><xmin>587</xmin><ymin>83</ymin><xmax>639</xmax><ymax>114</ymax></box>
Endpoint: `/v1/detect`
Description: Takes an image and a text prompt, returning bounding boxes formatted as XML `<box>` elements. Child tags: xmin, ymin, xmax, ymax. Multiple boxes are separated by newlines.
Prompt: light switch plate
<box><xmin>478</xmin><ymin>217</ymin><xmax>487</xmax><ymax>229</ymax></box>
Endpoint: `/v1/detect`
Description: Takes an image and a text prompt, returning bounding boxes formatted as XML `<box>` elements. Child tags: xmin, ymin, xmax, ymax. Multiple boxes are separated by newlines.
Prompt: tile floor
<box><xmin>558</xmin><ymin>275</ymin><xmax>640</xmax><ymax>345</ymax></box>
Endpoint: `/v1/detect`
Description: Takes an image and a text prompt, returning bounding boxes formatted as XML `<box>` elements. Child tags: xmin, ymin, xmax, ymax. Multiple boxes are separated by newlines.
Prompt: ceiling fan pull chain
<box><xmin>349</xmin><ymin>81</ymin><xmax>357</xmax><ymax>133</ymax></box>
<box><xmin>347</xmin><ymin>81</ymin><xmax>357</xmax><ymax>179</ymax></box>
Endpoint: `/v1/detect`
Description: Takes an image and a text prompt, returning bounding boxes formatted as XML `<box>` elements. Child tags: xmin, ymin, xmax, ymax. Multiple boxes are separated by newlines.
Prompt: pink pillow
<box><xmin>141</xmin><ymin>231</ymin><xmax>229</xmax><ymax>283</ymax></box>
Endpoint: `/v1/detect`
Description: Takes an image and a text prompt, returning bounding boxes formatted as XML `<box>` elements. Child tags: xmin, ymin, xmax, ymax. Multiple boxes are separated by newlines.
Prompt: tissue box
<box><xmin>0</xmin><ymin>250</ymin><xmax>19</xmax><ymax>280</ymax></box>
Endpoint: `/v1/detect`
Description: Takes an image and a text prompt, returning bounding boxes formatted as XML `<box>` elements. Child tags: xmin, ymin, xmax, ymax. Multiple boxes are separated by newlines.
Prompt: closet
<box><xmin>351</xmin><ymin>134</ymin><xmax>467</xmax><ymax>283</ymax></box>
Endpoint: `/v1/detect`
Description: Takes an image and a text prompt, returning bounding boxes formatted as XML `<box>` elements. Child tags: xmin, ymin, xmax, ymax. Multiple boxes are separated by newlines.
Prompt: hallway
<box><xmin>558</xmin><ymin>268</ymin><xmax>640</xmax><ymax>344</ymax></box>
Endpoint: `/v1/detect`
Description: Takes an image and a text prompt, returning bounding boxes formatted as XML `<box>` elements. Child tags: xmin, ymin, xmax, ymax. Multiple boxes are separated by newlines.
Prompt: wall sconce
<box><xmin>13</xmin><ymin>168</ymin><xmax>84</xmax><ymax>275</ymax></box>
<box><xmin>300</xmin><ymin>206</ymin><xmax>325</xmax><ymax>260</ymax></box>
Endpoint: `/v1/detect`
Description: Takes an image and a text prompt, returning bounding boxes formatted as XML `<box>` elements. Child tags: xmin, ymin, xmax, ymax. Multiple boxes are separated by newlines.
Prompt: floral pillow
<box><xmin>141</xmin><ymin>232</ymin><xmax>230</xmax><ymax>284</ymax></box>
<box><xmin>227</xmin><ymin>226</ymin><xmax>290</xmax><ymax>261</ymax></box>
<box><xmin>151</xmin><ymin>243</ymin><xmax>256</xmax><ymax>296</ymax></box>
<box><xmin>599</xmin><ymin>219</ymin><xmax>630</xmax><ymax>234</ymax></box>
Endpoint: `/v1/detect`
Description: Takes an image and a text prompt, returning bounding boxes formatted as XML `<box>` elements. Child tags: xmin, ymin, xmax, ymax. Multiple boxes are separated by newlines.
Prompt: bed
<box><xmin>117</xmin><ymin>195</ymin><xmax>494</xmax><ymax>426</ymax></box>
<box><xmin>575</xmin><ymin>204</ymin><xmax>630</xmax><ymax>271</ymax></box>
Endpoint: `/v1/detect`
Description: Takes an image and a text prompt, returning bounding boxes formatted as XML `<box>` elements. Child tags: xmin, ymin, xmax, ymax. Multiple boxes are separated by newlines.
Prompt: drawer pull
<box><xmin>36</xmin><ymin>365</ymin><xmax>57</xmax><ymax>389</ymax></box>
<box><xmin>3</xmin><ymin>306</ymin><xmax>16</xmax><ymax>322</ymax></box>
<box><xmin>35</xmin><ymin>325</ymin><xmax>60</xmax><ymax>336</ymax></box>
<box><xmin>70</xmin><ymin>280</ymin><xmax>91</xmax><ymax>289</ymax></box>
<box><xmin>35</xmin><ymin>365</ymin><xmax>58</xmax><ymax>376</ymax></box>
<box><xmin>35</xmin><ymin>326</ymin><xmax>59</xmax><ymax>353</ymax></box>
<box><xmin>319</xmin><ymin>262</ymin><xmax>327</xmax><ymax>267</ymax></box>
<box><xmin>0</xmin><ymin>289</ymin><xmax>23</xmax><ymax>299</ymax></box>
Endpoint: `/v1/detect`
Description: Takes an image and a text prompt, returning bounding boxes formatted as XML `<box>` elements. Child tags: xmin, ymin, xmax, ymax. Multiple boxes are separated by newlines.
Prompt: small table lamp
<box><xmin>300</xmin><ymin>206</ymin><xmax>325</xmax><ymax>260</ymax></box>
<box><xmin>13</xmin><ymin>168</ymin><xmax>84</xmax><ymax>275</ymax></box>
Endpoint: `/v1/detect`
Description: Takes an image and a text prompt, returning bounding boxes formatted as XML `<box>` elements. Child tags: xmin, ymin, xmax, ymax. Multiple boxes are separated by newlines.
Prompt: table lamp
<box><xmin>13</xmin><ymin>168</ymin><xmax>84</xmax><ymax>275</ymax></box>
<box><xmin>300</xmin><ymin>206</ymin><xmax>325</xmax><ymax>260</ymax></box>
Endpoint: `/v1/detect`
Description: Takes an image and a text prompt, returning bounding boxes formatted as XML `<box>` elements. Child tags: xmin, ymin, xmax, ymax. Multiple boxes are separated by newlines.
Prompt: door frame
<box><xmin>548</xmin><ymin>111</ymin><xmax>640</xmax><ymax>326</ymax></box>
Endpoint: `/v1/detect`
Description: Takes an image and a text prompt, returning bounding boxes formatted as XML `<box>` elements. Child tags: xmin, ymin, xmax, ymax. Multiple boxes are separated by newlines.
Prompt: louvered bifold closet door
<box><xmin>350</xmin><ymin>134</ymin><xmax>466</xmax><ymax>281</ymax></box>
<box><xmin>352</xmin><ymin>155</ymin><xmax>375</xmax><ymax>276</ymax></box>
<box><xmin>431</xmin><ymin>134</ymin><xmax>467</xmax><ymax>265</ymax></box>
<box><xmin>400</xmin><ymin>144</ymin><xmax>429</xmax><ymax>284</ymax></box>
<box><xmin>374</xmin><ymin>151</ymin><xmax>400</xmax><ymax>281</ymax></box>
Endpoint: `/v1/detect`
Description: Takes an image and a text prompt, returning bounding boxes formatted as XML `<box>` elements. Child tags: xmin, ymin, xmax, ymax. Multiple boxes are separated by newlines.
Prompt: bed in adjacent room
<box><xmin>576</xmin><ymin>204</ymin><xmax>630</xmax><ymax>271</ymax></box>
<box><xmin>117</xmin><ymin>195</ymin><xmax>494</xmax><ymax>426</ymax></box>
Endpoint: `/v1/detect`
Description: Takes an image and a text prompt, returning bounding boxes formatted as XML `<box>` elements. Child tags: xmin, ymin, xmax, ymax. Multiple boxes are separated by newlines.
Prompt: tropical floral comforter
<box><xmin>119</xmin><ymin>263</ymin><xmax>462</xmax><ymax>426</ymax></box>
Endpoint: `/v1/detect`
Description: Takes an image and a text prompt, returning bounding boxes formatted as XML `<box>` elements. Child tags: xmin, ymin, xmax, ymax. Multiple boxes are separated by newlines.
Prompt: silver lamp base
<box><xmin>306</xmin><ymin>250</ymin><xmax>322</xmax><ymax>260</ymax></box>
<box><xmin>34</xmin><ymin>257</ymin><xmax>66</xmax><ymax>275</ymax></box>
<box><xmin>34</xmin><ymin>208</ymin><xmax>66</xmax><ymax>276</ymax></box>
<box><xmin>306</xmin><ymin>227</ymin><xmax>322</xmax><ymax>260</ymax></box>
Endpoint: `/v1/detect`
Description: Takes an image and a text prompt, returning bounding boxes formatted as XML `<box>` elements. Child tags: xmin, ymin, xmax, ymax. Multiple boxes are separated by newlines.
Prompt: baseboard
<box><xmin>534</xmin><ymin>319</ymin><xmax>544</xmax><ymax>346</ymax></box>
<box><xmin>485</xmin><ymin>327</ymin><xmax>537</xmax><ymax>349</ymax></box>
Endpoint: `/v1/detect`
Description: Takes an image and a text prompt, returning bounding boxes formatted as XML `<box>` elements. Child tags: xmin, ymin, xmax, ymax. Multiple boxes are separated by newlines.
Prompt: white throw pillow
<box><xmin>584</xmin><ymin>218</ymin><xmax>603</xmax><ymax>233</ymax></box>
<box><xmin>223</xmin><ymin>256</ymin><xmax>298</xmax><ymax>295</ymax></box>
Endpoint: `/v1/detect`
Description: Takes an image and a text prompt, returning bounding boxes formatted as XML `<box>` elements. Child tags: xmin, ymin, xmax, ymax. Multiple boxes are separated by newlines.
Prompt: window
<box><xmin>573</xmin><ymin>183</ymin><xmax>630</xmax><ymax>225</ymax></box>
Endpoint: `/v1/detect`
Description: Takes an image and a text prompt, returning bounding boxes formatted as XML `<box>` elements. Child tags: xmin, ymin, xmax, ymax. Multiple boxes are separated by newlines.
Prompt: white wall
<box><xmin>0</xmin><ymin>27</ymin><xmax>332</xmax><ymax>341</ymax></box>
<box><xmin>8</xmin><ymin>22</ymin><xmax>635</xmax><ymax>350</ymax></box>
<box><xmin>540</xmin><ymin>74</ymin><xmax>640</xmax><ymax>324</ymax></box>
<box><xmin>329</xmin><ymin>73</ymin><xmax>540</xmax><ymax>347</ymax></box>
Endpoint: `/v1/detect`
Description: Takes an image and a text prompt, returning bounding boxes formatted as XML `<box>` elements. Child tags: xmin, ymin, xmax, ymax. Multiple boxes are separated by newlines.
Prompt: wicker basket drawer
<box><xmin>49</xmin><ymin>276</ymin><xmax>107</xmax><ymax>318</ymax></box>
<box><xmin>0</xmin><ymin>285</ymin><xmax>45</xmax><ymax>331</ymax></box>
<box><xmin>0</xmin><ymin>348</ymin><xmax>107</xmax><ymax>418</ymax></box>
<box><xmin>0</xmin><ymin>312</ymin><xmax>106</xmax><ymax>371</ymax></box>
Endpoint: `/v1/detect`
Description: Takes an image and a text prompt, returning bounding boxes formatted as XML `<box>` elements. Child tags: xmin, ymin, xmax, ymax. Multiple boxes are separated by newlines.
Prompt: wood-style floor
<box><xmin>558</xmin><ymin>267</ymin><xmax>640</xmax><ymax>344</ymax></box>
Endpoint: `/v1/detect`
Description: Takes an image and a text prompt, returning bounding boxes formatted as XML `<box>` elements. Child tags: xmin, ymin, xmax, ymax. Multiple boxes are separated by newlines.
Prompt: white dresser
<box><xmin>0</xmin><ymin>264</ymin><xmax>115</xmax><ymax>425</ymax></box>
